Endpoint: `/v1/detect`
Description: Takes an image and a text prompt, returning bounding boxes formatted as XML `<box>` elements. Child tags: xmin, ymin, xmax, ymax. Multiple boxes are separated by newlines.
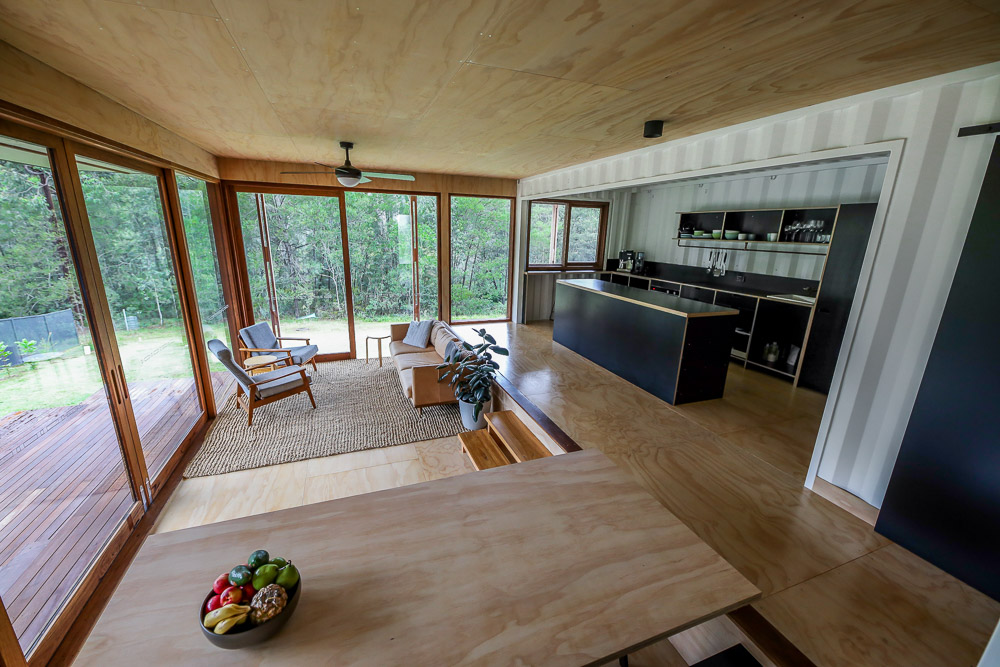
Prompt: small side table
<box><xmin>365</xmin><ymin>334</ymin><xmax>391</xmax><ymax>367</ymax></box>
<box><xmin>244</xmin><ymin>354</ymin><xmax>279</xmax><ymax>376</ymax></box>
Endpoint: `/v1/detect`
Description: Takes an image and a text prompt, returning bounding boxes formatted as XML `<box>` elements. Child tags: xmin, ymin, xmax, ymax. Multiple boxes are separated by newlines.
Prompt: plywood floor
<box><xmin>460</xmin><ymin>322</ymin><xmax>1000</xmax><ymax>667</ymax></box>
<box><xmin>153</xmin><ymin>436</ymin><xmax>474</xmax><ymax>534</ymax></box>
<box><xmin>0</xmin><ymin>374</ymin><xmax>224</xmax><ymax>652</ymax></box>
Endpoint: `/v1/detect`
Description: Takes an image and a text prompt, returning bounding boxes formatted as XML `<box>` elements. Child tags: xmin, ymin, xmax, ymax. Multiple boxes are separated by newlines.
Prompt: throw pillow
<box><xmin>402</xmin><ymin>320</ymin><xmax>434</xmax><ymax>348</ymax></box>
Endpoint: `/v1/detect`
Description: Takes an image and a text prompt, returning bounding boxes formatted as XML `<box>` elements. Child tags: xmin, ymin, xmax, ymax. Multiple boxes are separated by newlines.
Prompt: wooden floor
<box><xmin>466</xmin><ymin>322</ymin><xmax>1000</xmax><ymax>667</ymax></box>
<box><xmin>0</xmin><ymin>373</ymin><xmax>227</xmax><ymax>653</ymax></box>
<box><xmin>154</xmin><ymin>436</ymin><xmax>475</xmax><ymax>533</ymax></box>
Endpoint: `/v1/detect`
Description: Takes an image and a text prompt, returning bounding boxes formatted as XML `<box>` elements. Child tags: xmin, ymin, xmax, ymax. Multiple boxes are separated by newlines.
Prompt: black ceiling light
<box><xmin>643</xmin><ymin>120</ymin><xmax>665</xmax><ymax>138</ymax></box>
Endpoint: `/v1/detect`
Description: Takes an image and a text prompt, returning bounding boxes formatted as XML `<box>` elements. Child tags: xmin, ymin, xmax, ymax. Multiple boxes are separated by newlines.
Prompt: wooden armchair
<box><xmin>207</xmin><ymin>339</ymin><xmax>316</xmax><ymax>426</ymax></box>
<box><xmin>238</xmin><ymin>322</ymin><xmax>318</xmax><ymax>371</ymax></box>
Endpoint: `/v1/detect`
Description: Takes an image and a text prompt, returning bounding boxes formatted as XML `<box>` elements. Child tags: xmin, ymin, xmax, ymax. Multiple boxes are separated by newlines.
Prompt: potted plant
<box><xmin>437</xmin><ymin>328</ymin><xmax>509</xmax><ymax>430</ymax></box>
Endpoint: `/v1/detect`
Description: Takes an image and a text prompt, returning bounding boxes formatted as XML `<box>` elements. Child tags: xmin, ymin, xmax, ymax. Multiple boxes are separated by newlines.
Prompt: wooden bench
<box><xmin>458</xmin><ymin>410</ymin><xmax>552</xmax><ymax>471</ymax></box>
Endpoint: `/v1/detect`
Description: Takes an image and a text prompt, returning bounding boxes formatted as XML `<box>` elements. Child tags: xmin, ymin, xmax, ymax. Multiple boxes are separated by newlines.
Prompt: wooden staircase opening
<box><xmin>458</xmin><ymin>410</ymin><xmax>553</xmax><ymax>471</ymax></box>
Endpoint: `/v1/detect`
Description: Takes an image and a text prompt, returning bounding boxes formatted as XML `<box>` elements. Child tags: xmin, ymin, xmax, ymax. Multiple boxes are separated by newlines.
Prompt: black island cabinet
<box><xmin>553</xmin><ymin>279</ymin><xmax>738</xmax><ymax>404</ymax></box>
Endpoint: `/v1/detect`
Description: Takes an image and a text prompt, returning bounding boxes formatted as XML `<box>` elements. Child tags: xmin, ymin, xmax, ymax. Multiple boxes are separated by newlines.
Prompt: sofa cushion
<box><xmin>393</xmin><ymin>350</ymin><xmax>443</xmax><ymax>373</ymax></box>
<box><xmin>402</xmin><ymin>320</ymin><xmax>434</xmax><ymax>348</ymax></box>
<box><xmin>389</xmin><ymin>340</ymin><xmax>433</xmax><ymax>357</ymax></box>
<box><xmin>399</xmin><ymin>368</ymin><xmax>414</xmax><ymax>398</ymax></box>
<box><xmin>430</xmin><ymin>322</ymin><xmax>461</xmax><ymax>359</ymax></box>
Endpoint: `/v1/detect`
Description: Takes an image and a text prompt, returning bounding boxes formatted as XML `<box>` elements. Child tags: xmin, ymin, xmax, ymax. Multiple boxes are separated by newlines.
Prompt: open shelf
<box><xmin>676</xmin><ymin>205</ymin><xmax>840</xmax><ymax>254</ymax></box>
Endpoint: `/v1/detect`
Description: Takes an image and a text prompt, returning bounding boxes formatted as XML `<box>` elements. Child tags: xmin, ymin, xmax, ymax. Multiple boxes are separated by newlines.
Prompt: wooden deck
<box><xmin>0</xmin><ymin>373</ymin><xmax>231</xmax><ymax>652</ymax></box>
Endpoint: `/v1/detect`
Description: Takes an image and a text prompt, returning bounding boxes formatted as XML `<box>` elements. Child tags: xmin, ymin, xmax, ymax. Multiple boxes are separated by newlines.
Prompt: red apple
<box><xmin>213</xmin><ymin>573</ymin><xmax>230</xmax><ymax>595</ymax></box>
<box><xmin>240</xmin><ymin>583</ymin><xmax>256</xmax><ymax>600</ymax></box>
<box><xmin>220</xmin><ymin>585</ymin><xmax>242</xmax><ymax>606</ymax></box>
<box><xmin>205</xmin><ymin>594</ymin><xmax>222</xmax><ymax>614</ymax></box>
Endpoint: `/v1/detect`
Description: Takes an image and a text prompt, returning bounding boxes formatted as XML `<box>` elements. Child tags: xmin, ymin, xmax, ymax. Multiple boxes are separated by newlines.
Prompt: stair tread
<box><xmin>485</xmin><ymin>410</ymin><xmax>551</xmax><ymax>462</ymax></box>
<box><xmin>458</xmin><ymin>429</ymin><xmax>513</xmax><ymax>470</ymax></box>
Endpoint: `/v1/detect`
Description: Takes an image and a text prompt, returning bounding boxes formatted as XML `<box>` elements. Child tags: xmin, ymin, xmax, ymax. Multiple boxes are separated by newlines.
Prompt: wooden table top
<box><xmin>75</xmin><ymin>450</ymin><xmax>759</xmax><ymax>666</ymax></box>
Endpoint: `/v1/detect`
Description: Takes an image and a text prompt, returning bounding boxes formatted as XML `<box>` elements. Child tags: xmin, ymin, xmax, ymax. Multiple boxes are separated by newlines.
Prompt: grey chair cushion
<box><xmin>207</xmin><ymin>339</ymin><xmax>254</xmax><ymax>394</ymax></box>
<box><xmin>402</xmin><ymin>320</ymin><xmax>434</xmax><ymax>348</ymax></box>
<box><xmin>254</xmin><ymin>366</ymin><xmax>311</xmax><ymax>398</ymax></box>
<box><xmin>240</xmin><ymin>322</ymin><xmax>279</xmax><ymax>355</ymax></box>
<box><xmin>288</xmin><ymin>344</ymin><xmax>319</xmax><ymax>365</ymax></box>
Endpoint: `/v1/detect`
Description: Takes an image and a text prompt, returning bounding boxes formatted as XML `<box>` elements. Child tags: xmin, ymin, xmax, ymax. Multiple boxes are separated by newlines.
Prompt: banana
<box><xmin>204</xmin><ymin>603</ymin><xmax>251</xmax><ymax>628</ymax></box>
<box><xmin>213</xmin><ymin>612</ymin><xmax>248</xmax><ymax>635</ymax></box>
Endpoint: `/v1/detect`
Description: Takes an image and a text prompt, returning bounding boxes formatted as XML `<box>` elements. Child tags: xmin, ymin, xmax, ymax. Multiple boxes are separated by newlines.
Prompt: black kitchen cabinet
<box><xmin>798</xmin><ymin>203</ymin><xmax>878</xmax><ymax>392</ymax></box>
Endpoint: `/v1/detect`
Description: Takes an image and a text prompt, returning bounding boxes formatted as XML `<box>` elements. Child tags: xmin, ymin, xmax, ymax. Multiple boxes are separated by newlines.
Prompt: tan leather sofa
<box><xmin>389</xmin><ymin>321</ymin><xmax>464</xmax><ymax>412</ymax></box>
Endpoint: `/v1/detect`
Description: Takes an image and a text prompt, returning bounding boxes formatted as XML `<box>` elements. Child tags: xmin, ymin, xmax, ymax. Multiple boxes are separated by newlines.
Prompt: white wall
<box><xmin>622</xmin><ymin>160</ymin><xmax>887</xmax><ymax>281</ymax></box>
<box><xmin>517</xmin><ymin>63</ymin><xmax>1000</xmax><ymax>507</ymax></box>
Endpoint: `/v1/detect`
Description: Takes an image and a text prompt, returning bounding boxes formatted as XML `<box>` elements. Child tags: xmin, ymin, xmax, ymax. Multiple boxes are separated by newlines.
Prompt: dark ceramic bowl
<box><xmin>199</xmin><ymin>579</ymin><xmax>301</xmax><ymax>649</ymax></box>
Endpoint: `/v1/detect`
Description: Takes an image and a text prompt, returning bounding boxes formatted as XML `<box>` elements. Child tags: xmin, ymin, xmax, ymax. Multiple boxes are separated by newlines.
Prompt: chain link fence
<box><xmin>0</xmin><ymin>309</ymin><xmax>80</xmax><ymax>367</ymax></box>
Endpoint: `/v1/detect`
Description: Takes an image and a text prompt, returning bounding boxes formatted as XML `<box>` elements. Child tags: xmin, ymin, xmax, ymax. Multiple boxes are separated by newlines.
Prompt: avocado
<box><xmin>268</xmin><ymin>557</ymin><xmax>288</xmax><ymax>569</ymax></box>
<box><xmin>228</xmin><ymin>565</ymin><xmax>252</xmax><ymax>586</ymax></box>
<box><xmin>248</xmin><ymin>549</ymin><xmax>270</xmax><ymax>569</ymax></box>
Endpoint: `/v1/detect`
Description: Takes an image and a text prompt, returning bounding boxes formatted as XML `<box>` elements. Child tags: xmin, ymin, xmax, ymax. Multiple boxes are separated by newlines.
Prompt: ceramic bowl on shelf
<box><xmin>724</xmin><ymin>230</ymin><xmax>739</xmax><ymax>240</ymax></box>
<box><xmin>692</xmin><ymin>230</ymin><xmax>705</xmax><ymax>237</ymax></box>
<box><xmin>711</xmin><ymin>229</ymin><xmax>723</xmax><ymax>239</ymax></box>
<box><xmin>766</xmin><ymin>233</ymin><xmax>779</xmax><ymax>242</ymax></box>
<box><xmin>747</xmin><ymin>234</ymin><xmax>757</xmax><ymax>240</ymax></box>
<box><xmin>737</xmin><ymin>233</ymin><xmax>748</xmax><ymax>240</ymax></box>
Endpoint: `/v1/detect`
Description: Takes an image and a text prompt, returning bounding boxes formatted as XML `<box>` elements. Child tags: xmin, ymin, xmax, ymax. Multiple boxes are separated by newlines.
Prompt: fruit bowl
<box><xmin>199</xmin><ymin>578</ymin><xmax>301</xmax><ymax>649</ymax></box>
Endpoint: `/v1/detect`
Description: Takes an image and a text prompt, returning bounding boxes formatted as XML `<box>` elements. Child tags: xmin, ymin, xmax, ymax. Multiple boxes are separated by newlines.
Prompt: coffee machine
<box><xmin>617</xmin><ymin>250</ymin><xmax>635</xmax><ymax>272</ymax></box>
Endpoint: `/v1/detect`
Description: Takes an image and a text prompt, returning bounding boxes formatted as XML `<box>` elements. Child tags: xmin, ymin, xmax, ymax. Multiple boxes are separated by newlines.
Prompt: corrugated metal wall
<box><xmin>517</xmin><ymin>65</ymin><xmax>1000</xmax><ymax>507</ymax></box>
<box><xmin>624</xmin><ymin>161</ymin><xmax>887</xmax><ymax>281</ymax></box>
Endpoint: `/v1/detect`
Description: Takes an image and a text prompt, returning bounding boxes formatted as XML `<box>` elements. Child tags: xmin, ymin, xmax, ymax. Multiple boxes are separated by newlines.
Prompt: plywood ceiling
<box><xmin>0</xmin><ymin>0</ymin><xmax>998</xmax><ymax>178</ymax></box>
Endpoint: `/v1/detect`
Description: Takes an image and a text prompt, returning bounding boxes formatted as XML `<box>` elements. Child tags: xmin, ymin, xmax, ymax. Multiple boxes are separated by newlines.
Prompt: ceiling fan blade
<box><xmin>359</xmin><ymin>176</ymin><xmax>372</xmax><ymax>184</ymax></box>
<box><xmin>361</xmin><ymin>171</ymin><xmax>416</xmax><ymax>181</ymax></box>
<box><xmin>280</xmin><ymin>170</ymin><xmax>335</xmax><ymax>174</ymax></box>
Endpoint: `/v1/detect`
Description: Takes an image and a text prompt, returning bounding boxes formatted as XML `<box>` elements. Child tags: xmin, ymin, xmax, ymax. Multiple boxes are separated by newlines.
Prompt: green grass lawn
<box><xmin>0</xmin><ymin>322</ymin><xmax>229</xmax><ymax>418</ymax></box>
<box><xmin>0</xmin><ymin>314</ymin><xmax>469</xmax><ymax>417</ymax></box>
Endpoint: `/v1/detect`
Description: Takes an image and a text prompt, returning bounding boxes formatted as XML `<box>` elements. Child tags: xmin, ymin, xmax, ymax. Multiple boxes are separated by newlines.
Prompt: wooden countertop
<box><xmin>75</xmin><ymin>450</ymin><xmax>759</xmax><ymax>666</ymax></box>
<box><xmin>557</xmin><ymin>279</ymin><xmax>739</xmax><ymax>318</ymax></box>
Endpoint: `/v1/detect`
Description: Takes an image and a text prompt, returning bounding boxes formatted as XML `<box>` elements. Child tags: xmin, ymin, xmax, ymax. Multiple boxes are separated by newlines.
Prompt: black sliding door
<box><xmin>875</xmin><ymin>137</ymin><xmax>1000</xmax><ymax>600</ymax></box>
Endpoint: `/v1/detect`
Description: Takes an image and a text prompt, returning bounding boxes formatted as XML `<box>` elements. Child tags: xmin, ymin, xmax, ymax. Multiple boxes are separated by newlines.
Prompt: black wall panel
<box><xmin>875</xmin><ymin>137</ymin><xmax>1000</xmax><ymax>601</ymax></box>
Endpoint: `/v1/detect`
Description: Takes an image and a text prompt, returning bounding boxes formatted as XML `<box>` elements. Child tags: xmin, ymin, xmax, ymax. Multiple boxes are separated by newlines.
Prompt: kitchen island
<box><xmin>553</xmin><ymin>278</ymin><xmax>738</xmax><ymax>404</ymax></box>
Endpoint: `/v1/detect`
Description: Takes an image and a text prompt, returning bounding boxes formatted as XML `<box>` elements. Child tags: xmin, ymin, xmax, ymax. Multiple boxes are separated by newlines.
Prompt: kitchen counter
<box><xmin>558</xmin><ymin>278</ymin><xmax>739</xmax><ymax>316</ymax></box>
<box><xmin>553</xmin><ymin>279</ymin><xmax>738</xmax><ymax>404</ymax></box>
<box><xmin>602</xmin><ymin>270</ymin><xmax>816</xmax><ymax>304</ymax></box>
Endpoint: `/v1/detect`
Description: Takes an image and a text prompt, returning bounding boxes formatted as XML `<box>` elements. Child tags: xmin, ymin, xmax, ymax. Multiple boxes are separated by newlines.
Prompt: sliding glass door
<box><xmin>345</xmin><ymin>192</ymin><xmax>440</xmax><ymax>353</ymax></box>
<box><xmin>74</xmin><ymin>154</ymin><xmax>202</xmax><ymax>482</ymax></box>
<box><xmin>176</xmin><ymin>174</ymin><xmax>234</xmax><ymax>403</ymax></box>
<box><xmin>237</xmin><ymin>191</ymin><xmax>352</xmax><ymax>356</ymax></box>
<box><xmin>0</xmin><ymin>133</ymin><xmax>138</xmax><ymax>655</ymax></box>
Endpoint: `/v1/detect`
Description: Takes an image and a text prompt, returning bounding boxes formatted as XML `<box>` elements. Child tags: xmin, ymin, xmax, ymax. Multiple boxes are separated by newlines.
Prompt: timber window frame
<box><xmin>525</xmin><ymin>199</ymin><xmax>608</xmax><ymax>272</ymax></box>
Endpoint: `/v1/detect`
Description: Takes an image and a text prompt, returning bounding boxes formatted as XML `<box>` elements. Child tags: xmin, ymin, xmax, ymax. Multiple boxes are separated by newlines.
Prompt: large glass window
<box><xmin>450</xmin><ymin>195</ymin><xmax>512</xmax><ymax>321</ymax></box>
<box><xmin>526</xmin><ymin>199</ymin><xmax>606</xmax><ymax>270</ymax></box>
<box><xmin>0</xmin><ymin>136</ymin><xmax>134</xmax><ymax>654</ymax></box>
<box><xmin>238</xmin><ymin>191</ymin><xmax>351</xmax><ymax>355</ymax></box>
<box><xmin>346</xmin><ymin>192</ymin><xmax>414</xmax><ymax>347</ymax></box>
<box><xmin>416</xmin><ymin>195</ymin><xmax>439</xmax><ymax>320</ymax></box>
<box><xmin>177</xmin><ymin>175</ymin><xmax>233</xmax><ymax>397</ymax></box>
<box><xmin>76</xmin><ymin>155</ymin><xmax>202</xmax><ymax>480</ymax></box>
<box><xmin>346</xmin><ymin>192</ymin><xmax>439</xmax><ymax>349</ymax></box>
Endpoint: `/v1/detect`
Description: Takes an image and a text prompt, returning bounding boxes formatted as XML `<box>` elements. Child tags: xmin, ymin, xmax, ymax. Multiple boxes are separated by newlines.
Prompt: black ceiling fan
<box><xmin>280</xmin><ymin>141</ymin><xmax>416</xmax><ymax>187</ymax></box>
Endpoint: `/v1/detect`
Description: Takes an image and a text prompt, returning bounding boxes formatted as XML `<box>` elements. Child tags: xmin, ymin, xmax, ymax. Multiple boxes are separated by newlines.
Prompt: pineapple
<box><xmin>249</xmin><ymin>583</ymin><xmax>288</xmax><ymax>625</ymax></box>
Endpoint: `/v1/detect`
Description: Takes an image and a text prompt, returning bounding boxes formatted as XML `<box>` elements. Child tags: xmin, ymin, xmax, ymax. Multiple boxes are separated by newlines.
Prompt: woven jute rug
<box><xmin>184</xmin><ymin>358</ymin><xmax>463</xmax><ymax>477</ymax></box>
